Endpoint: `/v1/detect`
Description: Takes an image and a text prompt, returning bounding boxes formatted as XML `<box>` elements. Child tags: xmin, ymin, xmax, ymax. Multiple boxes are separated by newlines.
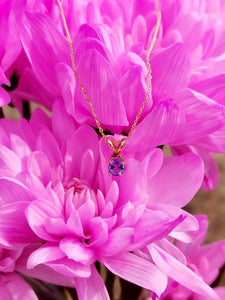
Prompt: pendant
<box><xmin>107</xmin><ymin>138</ymin><xmax>127</xmax><ymax>176</ymax></box>
<box><xmin>108</xmin><ymin>153</ymin><xmax>125</xmax><ymax>176</ymax></box>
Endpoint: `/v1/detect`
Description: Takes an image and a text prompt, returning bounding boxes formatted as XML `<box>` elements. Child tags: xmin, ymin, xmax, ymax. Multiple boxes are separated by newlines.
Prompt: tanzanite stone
<box><xmin>108</xmin><ymin>156</ymin><xmax>125</xmax><ymax>176</ymax></box>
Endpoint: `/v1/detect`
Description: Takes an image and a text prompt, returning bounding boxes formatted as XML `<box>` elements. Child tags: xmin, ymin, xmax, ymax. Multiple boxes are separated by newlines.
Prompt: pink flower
<box><xmin>0</xmin><ymin>246</ymin><xmax>38</xmax><ymax>300</ymax></box>
<box><xmin>142</xmin><ymin>215</ymin><xmax>225</xmax><ymax>299</ymax></box>
<box><xmin>0</xmin><ymin>99</ymin><xmax>217</xmax><ymax>299</ymax></box>
<box><xmin>0</xmin><ymin>0</ymin><xmax>25</xmax><ymax>106</ymax></box>
<box><xmin>19</xmin><ymin>11</ymin><xmax>135</xmax><ymax>126</ymax></box>
<box><xmin>0</xmin><ymin>101</ymin><xmax>167</xmax><ymax>298</ymax></box>
<box><xmin>64</xmin><ymin>0</ymin><xmax>225</xmax><ymax>191</ymax></box>
<box><xmin>160</xmin><ymin>0</ymin><xmax>225</xmax><ymax>81</ymax></box>
<box><xmin>19</xmin><ymin>6</ymin><xmax>225</xmax><ymax>192</ymax></box>
<box><xmin>0</xmin><ymin>0</ymin><xmax>56</xmax><ymax>110</ymax></box>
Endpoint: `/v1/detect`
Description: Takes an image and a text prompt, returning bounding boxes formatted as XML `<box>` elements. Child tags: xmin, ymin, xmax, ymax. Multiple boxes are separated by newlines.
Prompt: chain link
<box><xmin>56</xmin><ymin>0</ymin><xmax>161</xmax><ymax>152</ymax></box>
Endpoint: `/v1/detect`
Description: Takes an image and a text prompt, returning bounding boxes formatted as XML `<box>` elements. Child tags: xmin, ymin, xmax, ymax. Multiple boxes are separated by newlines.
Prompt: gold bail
<box><xmin>107</xmin><ymin>138</ymin><xmax>127</xmax><ymax>154</ymax></box>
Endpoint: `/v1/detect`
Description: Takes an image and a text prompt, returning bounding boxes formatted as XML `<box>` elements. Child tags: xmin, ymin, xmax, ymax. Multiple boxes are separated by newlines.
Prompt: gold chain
<box><xmin>56</xmin><ymin>0</ymin><xmax>161</xmax><ymax>153</ymax></box>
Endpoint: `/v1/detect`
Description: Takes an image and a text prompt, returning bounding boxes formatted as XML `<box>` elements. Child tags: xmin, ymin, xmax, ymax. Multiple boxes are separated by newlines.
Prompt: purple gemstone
<box><xmin>108</xmin><ymin>157</ymin><xmax>125</xmax><ymax>176</ymax></box>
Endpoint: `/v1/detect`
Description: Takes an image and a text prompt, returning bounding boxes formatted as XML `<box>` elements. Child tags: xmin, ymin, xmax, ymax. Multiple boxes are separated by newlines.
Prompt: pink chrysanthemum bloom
<box><xmin>87</xmin><ymin>0</ymin><xmax>225</xmax><ymax>80</ymax></box>
<box><xmin>162</xmin><ymin>215</ymin><xmax>225</xmax><ymax>300</ymax></box>
<box><xmin>104</xmin><ymin>0</ymin><xmax>225</xmax><ymax>191</ymax></box>
<box><xmin>0</xmin><ymin>99</ymin><xmax>219</xmax><ymax>299</ymax></box>
<box><xmin>155</xmin><ymin>0</ymin><xmax>225</xmax><ymax>190</ymax></box>
<box><xmin>0</xmin><ymin>245</ymin><xmax>39</xmax><ymax>299</ymax></box>
<box><xmin>0</xmin><ymin>0</ymin><xmax>58</xmax><ymax>111</ymax></box>
<box><xmin>0</xmin><ymin>101</ymin><xmax>164</xmax><ymax>298</ymax></box>
<box><xmin>140</xmin><ymin>215</ymin><xmax>225</xmax><ymax>300</ymax></box>
<box><xmin>0</xmin><ymin>0</ymin><xmax>26</xmax><ymax>106</ymax></box>
<box><xmin>49</xmin><ymin>0</ymin><xmax>225</xmax><ymax>192</ymax></box>
<box><xmin>18</xmin><ymin>6</ymin><xmax>225</xmax><ymax>192</ymax></box>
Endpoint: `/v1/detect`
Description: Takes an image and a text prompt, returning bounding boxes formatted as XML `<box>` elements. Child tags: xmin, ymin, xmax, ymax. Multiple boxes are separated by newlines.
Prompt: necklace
<box><xmin>56</xmin><ymin>0</ymin><xmax>161</xmax><ymax>176</ymax></box>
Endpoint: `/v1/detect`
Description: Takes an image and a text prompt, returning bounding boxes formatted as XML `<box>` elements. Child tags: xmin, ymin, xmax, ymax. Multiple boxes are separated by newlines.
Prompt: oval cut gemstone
<box><xmin>108</xmin><ymin>156</ymin><xmax>125</xmax><ymax>176</ymax></box>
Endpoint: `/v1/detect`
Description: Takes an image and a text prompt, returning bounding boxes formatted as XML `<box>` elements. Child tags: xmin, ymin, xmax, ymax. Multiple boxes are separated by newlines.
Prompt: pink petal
<box><xmin>118</xmin><ymin>202</ymin><xmax>145</xmax><ymax>227</ymax></box>
<box><xmin>149</xmin><ymin>244</ymin><xmax>220</xmax><ymax>300</ymax></box>
<box><xmin>175</xmin><ymin>215</ymin><xmax>208</xmax><ymax>253</ymax></box>
<box><xmin>174</xmin><ymin>14</ymin><xmax>202</xmax><ymax>52</ymax></box>
<box><xmin>55</xmin><ymin>63</ymin><xmax>76</xmax><ymax>119</ymax></box>
<box><xmin>127</xmin><ymin>99</ymin><xmax>184</xmax><ymax>153</ymax></box>
<box><xmin>36</xmin><ymin>129</ymin><xmax>62</xmax><ymax>167</ymax></box>
<box><xmin>148</xmin><ymin>153</ymin><xmax>204</xmax><ymax>207</ymax></box>
<box><xmin>172</xmin><ymin>146</ymin><xmax>219</xmax><ymax>191</ymax></box>
<box><xmin>156</xmin><ymin>239</ymin><xmax>187</xmax><ymax>265</ymax></box>
<box><xmin>88</xmin><ymin>217</ymin><xmax>108</xmax><ymax>247</ymax></box>
<box><xmin>66</xmin><ymin>210</ymin><xmax>85</xmax><ymax>237</ymax></box>
<box><xmin>131</xmin><ymin>15</ymin><xmax>147</xmax><ymax>44</ymax></box>
<box><xmin>173</xmin><ymin>89</ymin><xmax>225</xmax><ymax>143</ymax></box>
<box><xmin>105</xmin><ymin>181</ymin><xmax>119</xmax><ymax>208</ymax></box>
<box><xmin>118</xmin><ymin>52</ymin><xmax>151</xmax><ymax>124</ymax></box>
<box><xmin>154</xmin><ymin>205</ymin><xmax>199</xmax><ymax>243</ymax></box>
<box><xmin>0</xmin><ymin>87</ymin><xmax>10</xmax><ymax>106</ymax></box>
<box><xmin>0</xmin><ymin>177</ymin><xmax>35</xmax><ymax>204</ymax></box>
<box><xmin>141</xmin><ymin>148</ymin><xmax>164</xmax><ymax>180</ymax></box>
<box><xmin>0</xmin><ymin>68</ymin><xmax>10</xmax><ymax>86</ymax></box>
<box><xmin>80</xmin><ymin>150</ymin><xmax>96</xmax><ymax>184</ymax></box>
<box><xmin>190</xmin><ymin>74</ymin><xmax>225</xmax><ymax>105</ymax></box>
<box><xmin>200</xmin><ymin>241</ymin><xmax>225</xmax><ymax>284</ymax></box>
<box><xmin>96</xmin><ymin>190</ymin><xmax>106</xmax><ymax>214</ymax></box>
<box><xmin>74</xmin><ymin>48</ymin><xmax>128</xmax><ymax>126</ymax></box>
<box><xmin>75</xmin><ymin>34</ymin><xmax>109</xmax><ymax>63</ymax></box>
<box><xmin>44</xmin><ymin>217</ymin><xmax>69</xmax><ymax>236</ymax></box>
<box><xmin>0</xmin><ymin>0</ymin><xmax>24</xmax><ymax>71</ymax></box>
<box><xmin>132</xmin><ymin>211</ymin><xmax>184</xmax><ymax>249</ymax></box>
<box><xmin>11</xmin><ymin>66</ymin><xmax>54</xmax><ymax>110</ymax></box>
<box><xmin>46</xmin><ymin>257</ymin><xmax>91</xmax><ymax>278</ymax></box>
<box><xmin>102</xmin><ymin>252</ymin><xmax>167</xmax><ymax>297</ymax></box>
<box><xmin>115</xmin><ymin>159</ymin><xmax>147</xmax><ymax>205</ymax></box>
<box><xmin>30</xmin><ymin>107</ymin><xmax>51</xmax><ymax>131</ymax></box>
<box><xmin>100</xmin><ymin>227</ymin><xmax>134</xmax><ymax>256</ymax></box>
<box><xmin>0</xmin><ymin>118</ymin><xmax>20</xmax><ymax>136</ymax></box>
<box><xmin>162</xmin><ymin>28</ymin><xmax>183</xmax><ymax>47</ymax></box>
<box><xmin>51</xmin><ymin>98</ymin><xmax>77</xmax><ymax>146</ymax></box>
<box><xmin>18</xmin><ymin>118</ymin><xmax>37</xmax><ymax>149</ymax></box>
<box><xmin>98</xmin><ymin>138</ymin><xmax>115</xmax><ymax>191</ymax></box>
<box><xmin>202</xmin><ymin>28</ymin><xmax>215</xmax><ymax>59</ymax></box>
<box><xmin>20</xmin><ymin>12</ymin><xmax>69</xmax><ymax>95</ymax></box>
<box><xmin>100</xmin><ymin>202</ymin><xmax>113</xmax><ymax>218</ymax></box>
<box><xmin>59</xmin><ymin>237</ymin><xmax>95</xmax><ymax>265</ymax></box>
<box><xmin>76</xmin><ymin>24</ymin><xmax>102</xmax><ymax>43</ymax></box>
<box><xmin>213</xmin><ymin>287</ymin><xmax>225</xmax><ymax>300</ymax></box>
<box><xmin>0</xmin><ymin>145</ymin><xmax>22</xmax><ymax>175</ymax></box>
<box><xmin>194</xmin><ymin>127</ymin><xmax>225</xmax><ymax>153</ymax></box>
<box><xmin>2</xmin><ymin>273</ymin><xmax>38</xmax><ymax>300</ymax></box>
<box><xmin>64</xmin><ymin>126</ymin><xmax>99</xmax><ymax>181</ymax></box>
<box><xmin>0</xmin><ymin>277</ymin><xmax>11</xmax><ymax>300</ymax></box>
<box><xmin>16</xmin><ymin>250</ymin><xmax>75</xmax><ymax>287</ymax></box>
<box><xmin>26</xmin><ymin>200</ymin><xmax>62</xmax><ymax>242</ymax></box>
<box><xmin>27</xmin><ymin>151</ymin><xmax>52</xmax><ymax>186</ymax></box>
<box><xmin>199</xmin><ymin>150</ymin><xmax>219</xmax><ymax>191</ymax></box>
<box><xmin>75</xmin><ymin>265</ymin><xmax>110</xmax><ymax>300</ymax></box>
<box><xmin>10</xmin><ymin>134</ymin><xmax>31</xmax><ymax>158</ymax></box>
<box><xmin>0</xmin><ymin>125</ymin><xmax>10</xmax><ymax>147</ymax></box>
<box><xmin>0</xmin><ymin>247</ymin><xmax>23</xmax><ymax>273</ymax></box>
<box><xmin>27</xmin><ymin>243</ymin><xmax>65</xmax><ymax>269</ymax></box>
<box><xmin>151</xmin><ymin>43</ymin><xmax>190</xmax><ymax>102</ymax></box>
<box><xmin>16</xmin><ymin>171</ymin><xmax>48</xmax><ymax>198</ymax></box>
<box><xmin>78</xmin><ymin>195</ymin><xmax>96</xmax><ymax>225</ymax></box>
<box><xmin>0</xmin><ymin>201</ymin><xmax>39</xmax><ymax>247</ymax></box>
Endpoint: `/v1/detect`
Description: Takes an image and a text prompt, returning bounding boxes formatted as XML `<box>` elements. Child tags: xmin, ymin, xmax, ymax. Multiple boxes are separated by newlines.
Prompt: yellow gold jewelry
<box><xmin>56</xmin><ymin>0</ymin><xmax>161</xmax><ymax>176</ymax></box>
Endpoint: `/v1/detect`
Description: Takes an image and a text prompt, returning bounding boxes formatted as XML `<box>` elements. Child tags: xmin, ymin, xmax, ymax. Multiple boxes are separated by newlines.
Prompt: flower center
<box><xmin>63</xmin><ymin>178</ymin><xmax>91</xmax><ymax>194</ymax></box>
